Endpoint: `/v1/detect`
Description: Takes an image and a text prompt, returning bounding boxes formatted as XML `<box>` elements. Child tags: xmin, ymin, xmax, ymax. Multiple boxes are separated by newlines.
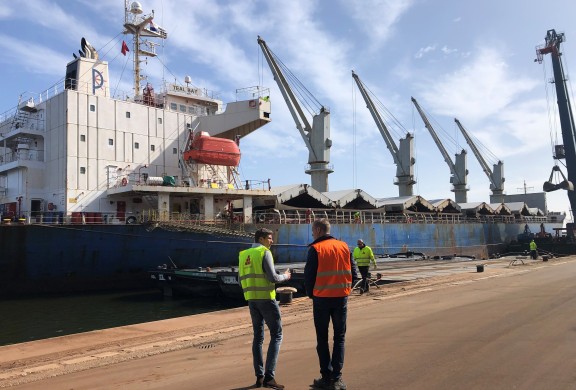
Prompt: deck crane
<box><xmin>411</xmin><ymin>97</ymin><xmax>469</xmax><ymax>203</ymax></box>
<box><xmin>257</xmin><ymin>36</ymin><xmax>333</xmax><ymax>192</ymax></box>
<box><xmin>454</xmin><ymin>119</ymin><xmax>505</xmax><ymax>203</ymax></box>
<box><xmin>352</xmin><ymin>71</ymin><xmax>416</xmax><ymax>196</ymax></box>
<box><xmin>535</xmin><ymin>29</ymin><xmax>576</xmax><ymax>214</ymax></box>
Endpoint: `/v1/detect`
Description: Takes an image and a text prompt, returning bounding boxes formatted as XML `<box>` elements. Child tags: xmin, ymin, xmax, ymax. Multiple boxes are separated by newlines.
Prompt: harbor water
<box><xmin>0</xmin><ymin>289</ymin><xmax>244</xmax><ymax>347</ymax></box>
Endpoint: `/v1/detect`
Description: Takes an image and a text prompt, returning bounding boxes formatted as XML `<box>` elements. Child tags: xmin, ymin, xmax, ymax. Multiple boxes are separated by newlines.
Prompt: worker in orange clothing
<box><xmin>304</xmin><ymin>218</ymin><xmax>359</xmax><ymax>390</ymax></box>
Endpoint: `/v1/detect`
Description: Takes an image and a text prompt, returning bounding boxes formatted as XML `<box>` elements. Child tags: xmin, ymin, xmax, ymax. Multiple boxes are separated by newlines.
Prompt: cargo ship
<box><xmin>0</xmin><ymin>3</ymin><xmax>567</xmax><ymax>296</ymax></box>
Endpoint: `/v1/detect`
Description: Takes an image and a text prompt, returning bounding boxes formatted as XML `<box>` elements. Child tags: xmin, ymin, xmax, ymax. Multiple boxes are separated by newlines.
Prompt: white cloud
<box><xmin>418</xmin><ymin>47</ymin><xmax>537</xmax><ymax>122</ymax></box>
<box><xmin>441</xmin><ymin>46</ymin><xmax>458</xmax><ymax>55</ymax></box>
<box><xmin>0</xmin><ymin>34</ymin><xmax>68</xmax><ymax>76</ymax></box>
<box><xmin>0</xmin><ymin>4</ymin><xmax>13</xmax><ymax>18</ymax></box>
<box><xmin>415</xmin><ymin>45</ymin><xmax>437</xmax><ymax>59</ymax></box>
<box><xmin>341</xmin><ymin>0</ymin><xmax>415</xmax><ymax>43</ymax></box>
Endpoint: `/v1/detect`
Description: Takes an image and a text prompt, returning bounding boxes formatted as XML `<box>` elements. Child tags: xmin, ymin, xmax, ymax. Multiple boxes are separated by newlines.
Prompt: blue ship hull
<box><xmin>0</xmin><ymin>221</ymin><xmax>557</xmax><ymax>296</ymax></box>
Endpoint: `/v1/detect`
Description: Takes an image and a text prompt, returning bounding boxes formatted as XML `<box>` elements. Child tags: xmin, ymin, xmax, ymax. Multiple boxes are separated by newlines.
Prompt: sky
<box><xmin>1</xmin><ymin>0</ymin><xmax>576</xmax><ymax>222</ymax></box>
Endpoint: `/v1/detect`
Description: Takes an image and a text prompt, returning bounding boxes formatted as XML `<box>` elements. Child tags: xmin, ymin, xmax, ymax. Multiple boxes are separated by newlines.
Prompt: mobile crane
<box><xmin>535</xmin><ymin>29</ymin><xmax>576</xmax><ymax>214</ymax></box>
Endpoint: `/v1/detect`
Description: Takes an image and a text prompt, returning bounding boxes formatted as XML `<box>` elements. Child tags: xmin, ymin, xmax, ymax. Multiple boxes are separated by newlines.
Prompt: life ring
<box><xmin>121</xmin><ymin>178</ymin><xmax>128</xmax><ymax>186</ymax></box>
<box><xmin>249</xmin><ymin>99</ymin><xmax>257</xmax><ymax>108</ymax></box>
<box><xmin>258</xmin><ymin>215</ymin><xmax>265</xmax><ymax>223</ymax></box>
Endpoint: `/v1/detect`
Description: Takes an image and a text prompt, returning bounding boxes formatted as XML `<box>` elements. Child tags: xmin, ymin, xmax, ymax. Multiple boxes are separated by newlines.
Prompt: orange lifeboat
<box><xmin>183</xmin><ymin>131</ymin><xmax>241</xmax><ymax>167</ymax></box>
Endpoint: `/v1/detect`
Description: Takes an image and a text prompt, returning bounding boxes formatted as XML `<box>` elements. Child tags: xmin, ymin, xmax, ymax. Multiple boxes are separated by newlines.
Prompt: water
<box><xmin>0</xmin><ymin>289</ymin><xmax>244</xmax><ymax>347</ymax></box>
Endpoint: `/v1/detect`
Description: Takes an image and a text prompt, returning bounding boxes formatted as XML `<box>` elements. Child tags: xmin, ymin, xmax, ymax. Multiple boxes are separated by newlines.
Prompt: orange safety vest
<box><xmin>311</xmin><ymin>238</ymin><xmax>352</xmax><ymax>297</ymax></box>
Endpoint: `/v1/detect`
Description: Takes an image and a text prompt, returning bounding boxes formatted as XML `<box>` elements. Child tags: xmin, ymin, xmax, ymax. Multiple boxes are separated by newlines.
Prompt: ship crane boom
<box><xmin>352</xmin><ymin>71</ymin><xmax>415</xmax><ymax>196</ymax></box>
<box><xmin>412</xmin><ymin>97</ymin><xmax>468</xmax><ymax>203</ymax></box>
<box><xmin>454</xmin><ymin>118</ymin><xmax>505</xmax><ymax>202</ymax></box>
<box><xmin>257</xmin><ymin>36</ymin><xmax>332</xmax><ymax>192</ymax></box>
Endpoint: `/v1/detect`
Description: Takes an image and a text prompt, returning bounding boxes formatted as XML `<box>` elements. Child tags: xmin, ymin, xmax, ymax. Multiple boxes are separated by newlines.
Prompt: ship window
<box><xmin>108</xmin><ymin>139</ymin><xmax>114</xmax><ymax>146</ymax></box>
<box><xmin>179</xmin><ymin>104</ymin><xmax>186</xmax><ymax>112</ymax></box>
<box><xmin>80</xmin><ymin>135</ymin><xmax>86</xmax><ymax>142</ymax></box>
<box><xmin>158</xmin><ymin>118</ymin><xmax>162</xmax><ymax>124</ymax></box>
<box><xmin>134</xmin><ymin>142</ymin><xmax>139</xmax><ymax>149</ymax></box>
<box><xmin>80</xmin><ymin>167</ymin><xmax>86</xmax><ymax>174</ymax></box>
<box><xmin>90</xmin><ymin>105</ymin><xmax>95</xmax><ymax>112</ymax></box>
<box><xmin>170</xmin><ymin>103</ymin><xmax>177</xmax><ymax>110</ymax></box>
<box><xmin>151</xmin><ymin>145</ymin><xmax>155</xmax><ymax>151</ymax></box>
<box><xmin>173</xmin><ymin>148</ymin><xmax>177</xmax><ymax>154</ymax></box>
<box><xmin>126</xmin><ymin>111</ymin><xmax>131</xmax><ymax>118</ymax></box>
<box><xmin>188</xmin><ymin>106</ymin><xmax>194</xmax><ymax>114</ymax></box>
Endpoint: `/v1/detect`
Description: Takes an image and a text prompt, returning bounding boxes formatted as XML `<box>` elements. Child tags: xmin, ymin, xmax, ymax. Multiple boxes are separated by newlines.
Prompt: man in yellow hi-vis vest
<box><xmin>239</xmin><ymin>228</ymin><xmax>291</xmax><ymax>389</ymax></box>
<box><xmin>529</xmin><ymin>239</ymin><xmax>538</xmax><ymax>259</ymax></box>
<box><xmin>353</xmin><ymin>239</ymin><xmax>376</xmax><ymax>292</ymax></box>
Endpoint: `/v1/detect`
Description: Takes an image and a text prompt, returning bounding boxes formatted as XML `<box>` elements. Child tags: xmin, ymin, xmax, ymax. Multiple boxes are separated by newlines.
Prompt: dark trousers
<box><xmin>249</xmin><ymin>300</ymin><xmax>283</xmax><ymax>379</ymax></box>
<box><xmin>313</xmin><ymin>296</ymin><xmax>348</xmax><ymax>380</ymax></box>
<box><xmin>530</xmin><ymin>249</ymin><xmax>538</xmax><ymax>259</ymax></box>
<box><xmin>358</xmin><ymin>265</ymin><xmax>370</xmax><ymax>291</ymax></box>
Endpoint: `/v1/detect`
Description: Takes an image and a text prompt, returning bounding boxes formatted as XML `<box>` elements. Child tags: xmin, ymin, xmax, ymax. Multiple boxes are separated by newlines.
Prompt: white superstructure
<box><xmin>0</xmin><ymin>1</ymin><xmax>272</xmax><ymax>224</ymax></box>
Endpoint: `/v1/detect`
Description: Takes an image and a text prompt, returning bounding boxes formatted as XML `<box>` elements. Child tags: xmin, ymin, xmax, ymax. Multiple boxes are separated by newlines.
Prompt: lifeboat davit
<box><xmin>183</xmin><ymin>131</ymin><xmax>241</xmax><ymax>167</ymax></box>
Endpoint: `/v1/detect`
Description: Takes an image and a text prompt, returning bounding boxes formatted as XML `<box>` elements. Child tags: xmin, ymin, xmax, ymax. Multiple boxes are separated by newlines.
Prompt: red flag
<box><xmin>121</xmin><ymin>40</ymin><xmax>129</xmax><ymax>56</ymax></box>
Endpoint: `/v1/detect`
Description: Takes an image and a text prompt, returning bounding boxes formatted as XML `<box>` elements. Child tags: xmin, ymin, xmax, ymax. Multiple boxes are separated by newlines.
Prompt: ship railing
<box><xmin>0</xmin><ymin>211</ymin><xmax>142</xmax><ymax>225</ymax></box>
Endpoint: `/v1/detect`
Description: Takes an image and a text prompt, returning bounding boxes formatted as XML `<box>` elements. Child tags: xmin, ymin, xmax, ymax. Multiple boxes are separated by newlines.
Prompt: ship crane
<box><xmin>454</xmin><ymin>119</ymin><xmax>505</xmax><ymax>202</ymax></box>
<box><xmin>257</xmin><ymin>36</ymin><xmax>333</xmax><ymax>192</ymax></box>
<box><xmin>412</xmin><ymin>97</ymin><xmax>468</xmax><ymax>203</ymax></box>
<box><xmin>535</xmin><ymin>29</ymin><xmax>576</xmax><ymax>214</ymax></box>
<box><xmin>351</xmin><ymin>71</ymin><xmax>415</xmax><ymax>196</ymax></box>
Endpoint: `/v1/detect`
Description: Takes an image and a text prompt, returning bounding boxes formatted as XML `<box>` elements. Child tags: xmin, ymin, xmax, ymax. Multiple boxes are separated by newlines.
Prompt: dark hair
<box><xmin>254</xmin><ymin>227</ymin><xmax>273</xmax><ymax>243</ymax></box>
<box><xmin>312</xmin><ymin>218</ymin><xmax>330</xmax><ymax>234</ymax></box>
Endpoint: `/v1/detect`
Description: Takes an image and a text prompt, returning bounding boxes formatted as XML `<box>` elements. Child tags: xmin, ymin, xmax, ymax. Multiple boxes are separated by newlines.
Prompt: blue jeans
<box><xmin>313</xmin><ymin>296</ymin><xmax>348</xmax><ymax>380</ymax></box>
<box><xmin>249</xmin><ymin>299</ymin><xmax>283</xmax><ymax>378</ymax></box>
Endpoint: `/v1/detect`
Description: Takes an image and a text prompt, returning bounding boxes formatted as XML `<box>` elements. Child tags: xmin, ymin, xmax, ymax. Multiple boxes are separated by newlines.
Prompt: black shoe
<box><xmin>312</xmin><ymin>377</ymin><xmax>332</xmax><ymax>389</ymax></box>
<box><xmin>255</xmin><ymin>376</ymin><xmax>264</xmax><ymax>388</ymax></box>
<box><xmin>332</xmin><ymin>378</ymin><xmax>347</xmax><ymax>390</ymax></box>
<box><xmin>263</xmin><ymin>377</ymin><xmax>285</xmax><ymax>389</ymax></box>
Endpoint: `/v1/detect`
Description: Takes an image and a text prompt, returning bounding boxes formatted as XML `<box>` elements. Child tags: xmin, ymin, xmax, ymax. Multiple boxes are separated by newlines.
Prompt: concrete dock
<box><xmin>2</xmin><ymin>255</ymin><xmax>572</xmax><ymax>389</ymax></box>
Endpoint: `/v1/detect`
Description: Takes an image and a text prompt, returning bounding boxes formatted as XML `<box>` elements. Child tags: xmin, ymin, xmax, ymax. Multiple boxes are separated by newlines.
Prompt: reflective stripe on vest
<box><xmin>312</xmin><ymin>238</ymin><xmax>352</xmax><ymax>297</ymax></box>
<box><xmin>238</xmin><ymin>246</ymin><xmax>275</xmax><ymax>300</ymax></box>
<box><xmin>353</xmin><ymin>246</ymin><xmax>373</xmax><ymax>266</ymax></box>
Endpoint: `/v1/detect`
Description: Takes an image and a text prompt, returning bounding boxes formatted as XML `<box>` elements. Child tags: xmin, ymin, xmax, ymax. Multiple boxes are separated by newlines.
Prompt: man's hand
<box><xmin>284</xmin><ymin>268</ymin><xmax>292</xmax><ymax>280</ymax></box>
<box><xmin>373</xmin><ymin>263</ymin><xmax>377</xmax><ymax>270</ymax></box>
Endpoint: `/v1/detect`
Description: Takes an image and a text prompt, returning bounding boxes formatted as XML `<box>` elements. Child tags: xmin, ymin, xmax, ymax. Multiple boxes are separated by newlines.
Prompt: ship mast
<box><xmin>122</xmin><ymin>1</ymin><xmax>167</xmax><ymax>97</ymax></box>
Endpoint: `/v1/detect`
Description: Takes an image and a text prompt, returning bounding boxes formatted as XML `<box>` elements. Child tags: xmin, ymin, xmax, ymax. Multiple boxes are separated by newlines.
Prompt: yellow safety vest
<box><xmin>529</xmin><ymin>241</ymin><xmax>537</xmax><ymax>251</ymax></box>
<box><xmin>239</xmin><ymin>246</ymin><xmax>275</xmax><ymax>301</ymax></box>
<box><xmin>353</xmin><ymin>246</ymin><xmax>374</xmax><ymax>267</ymax></box>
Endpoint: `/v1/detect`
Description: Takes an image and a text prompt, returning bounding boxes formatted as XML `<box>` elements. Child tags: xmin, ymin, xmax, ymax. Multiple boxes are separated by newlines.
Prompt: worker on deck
<box><xmin>529</xmin><ymin>239</ymin><xmax>538</xmax><ymax>260</ymax></box>
<box><xmin>353</xmin><ymin>239</ymin><xmax>376</xmax><ymax>292</ymax></box>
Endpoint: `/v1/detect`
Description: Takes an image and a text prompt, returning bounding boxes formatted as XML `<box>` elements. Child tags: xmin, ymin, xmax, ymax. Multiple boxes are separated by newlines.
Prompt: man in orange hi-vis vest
<box><xmin>304</xmin><ymin>219</ymin><xmax>359</xmax><ymax>390</ymax></box>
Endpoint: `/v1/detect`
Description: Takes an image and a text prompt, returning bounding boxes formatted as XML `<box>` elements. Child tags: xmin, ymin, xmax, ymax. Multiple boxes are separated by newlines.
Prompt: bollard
<box><xmin>276</xmin><ymin>287</ymin><xmax>297</xmax><ymax>305</ymax></box>
<box><xmin>476</xmin><ymin>264</ymin><xmax>485</xmax><ymax>272</ymax></box>
<box><xmin>542</xmin><ymin>255</ymin><xmax>549</xmax><ymax>262</ymax></box>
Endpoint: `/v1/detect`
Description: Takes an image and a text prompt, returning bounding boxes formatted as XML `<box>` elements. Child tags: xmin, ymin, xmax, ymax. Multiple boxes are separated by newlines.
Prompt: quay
<box><xmin>2</xmin><ymin>255</ymin><xmax>574</xmax><ymax>389</ymax></box>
